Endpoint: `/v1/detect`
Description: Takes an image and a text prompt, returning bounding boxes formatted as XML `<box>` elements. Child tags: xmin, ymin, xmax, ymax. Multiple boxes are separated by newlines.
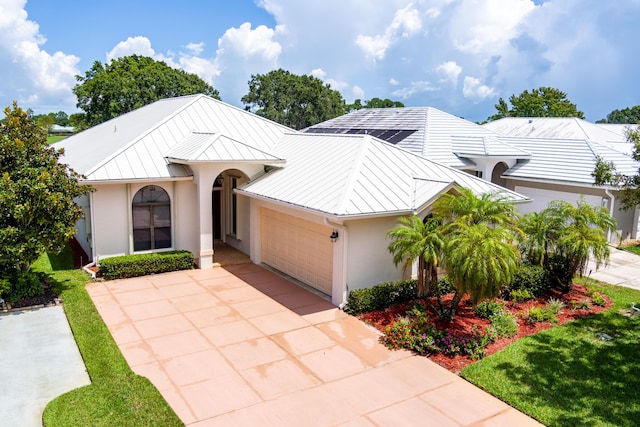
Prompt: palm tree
<box><xmin>445</xmin><ymin>223</ymin><xmax>520</xmax><ymax>310</ymax></box>
<box><xmin>387</xmin><ymin>214</ymin><xmax>444</xmax><ymax>297</ymax></box>
<box><xmin>433</xmin><ymin>188</ymin><xmax>523</xmax><ymax>317</ymax></box>
<box><xmin>528</xmin><ymin>199</ymin><xmax>618</xmax><ymax>292</ymax></box>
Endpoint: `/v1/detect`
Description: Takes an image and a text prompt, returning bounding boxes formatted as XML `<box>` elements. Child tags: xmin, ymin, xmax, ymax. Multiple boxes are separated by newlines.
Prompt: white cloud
<box><xmin>389</xmin><ymin>78</ymin><xmax>400</xmax><ymax>86</ymax></box>
<box><xmin>106</xmin><ymin>36</ymin><xmax>155</xmax><ymax>61</ymax></box>
<box><xmin>392</xmin><ymin>81</ymin><xmax>437</xmax><ymax>99</ymax></box>
<box><xmin>436</xmin><ymin>61</ymin><xmax>462</xmax><ymax>85</ymax></box>
<box><xmin>352</xmin><ymin>85</ymin><xmax>365</xmax><ymax>100</ymax></box>
<box><xmin>216</xmin><ymin>22</ymin><xmax>282</xmax><ymax>61</ymax></box>
<box><xmin>355</xmin><ymin>3</ymin><xmax>422</xmax><ymax>61</ymax></box>
<box><xmin>185</xmin><ymin>42</ymin><xmax>205</xmax><ymax>56</ymax></box>
<box><xmin>0</xmin><ymin>0</ymin><xmax>79</xmax><ymax>111</ymax></box>
<box><xmin>462</xmin><ymin>76</ymin><xmax>495</xmax><ymax>100</ymax></box>
<box><xmin>449</xmin><ymin>0</ymin><xmax>535</xmax><ymax>54</ymax></box>
<box><xmin>311</xmin><ymin>68</ymin><xmax>326</xmax><ymax>79</ymax></box>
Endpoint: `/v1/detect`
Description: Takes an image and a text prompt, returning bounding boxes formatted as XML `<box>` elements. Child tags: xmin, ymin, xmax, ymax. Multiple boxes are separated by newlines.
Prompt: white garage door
<box><xmin>261</xmin><ymin>208</ymin><xmax>333</xmax><ymax>295</ymax></box>
<box><xmin>515</xmin><ymin>186</ymin><xmax>604</xmax><ymax>214</ymax></box>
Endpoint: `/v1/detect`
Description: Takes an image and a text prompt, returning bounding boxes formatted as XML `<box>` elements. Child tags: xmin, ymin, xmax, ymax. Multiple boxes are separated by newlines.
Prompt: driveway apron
<box><xmin>87</xmin><ymin>264</ymin><xmax>541</xmax><ymax>426</ymax></box>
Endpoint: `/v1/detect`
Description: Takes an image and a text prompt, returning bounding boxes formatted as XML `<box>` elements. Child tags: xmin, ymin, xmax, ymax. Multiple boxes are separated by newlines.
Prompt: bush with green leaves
<box><xmin>569</xmin><ymin>299</ymin><xmax>591</xmax><ymax>310</ymax></box>
<box><xmin>473</xmin><ymin>299</ymin><xmax>506</xmax><ymax>319</ymax></box>
<box><xmin>97</xmin><ymin>251</ymin><xmax>194</xmax><ymax>280</ymax></box>
<box><xmin>588</xmin><ymin>290</ymin><xmax>607</xmax><ymax>307</ymax></box>
<box><xmin>344</xmin><ymin>279</ymin><xmax>416</xmax><ymax>314</ymax></box>
<box><xmin>510</xmin><ymin>288</ymin><xmax>534</xmax><ymax>303</ymax></box>
<box><xmin>508</xmin><ymin>264</ymin><xmax>551</xmax><ymax>297</ymax></box>
<box><xmin>489</xmin><ymin>312</ymin><xmax>519</xmax><ymax>338</ymax></box>
<box><xmin>524</xmin><ymin>307</ymin><xmax>558</xmax><ymax>324</ymax></box>
<box><xmin>0</xmin><ymin>270</ymin><xmax>44</xmax><ymax>302</ymax></box>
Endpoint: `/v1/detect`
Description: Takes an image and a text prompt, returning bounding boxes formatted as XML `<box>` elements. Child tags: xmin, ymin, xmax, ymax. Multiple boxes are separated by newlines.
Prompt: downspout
<box><xmin>605</xmin><ymin>188</ymin><xmax>615</xmax><ymax>243</ymax></box>
<box><xmin>324</xmin><ymin>218</ymin><xmax>349</xmax><ymax>309</ymax></box>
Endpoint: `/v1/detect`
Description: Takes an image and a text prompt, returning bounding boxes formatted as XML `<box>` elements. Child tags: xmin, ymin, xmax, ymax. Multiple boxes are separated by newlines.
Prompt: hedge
<box><xmin>344</xmin><ymin>279</ymin><xmax>417</xmax><ymax>315</ymax></box>
<box><xmin>97</xmin><ymin>251</ymin><xmax>194</xmax><ymax>280</ymax></box>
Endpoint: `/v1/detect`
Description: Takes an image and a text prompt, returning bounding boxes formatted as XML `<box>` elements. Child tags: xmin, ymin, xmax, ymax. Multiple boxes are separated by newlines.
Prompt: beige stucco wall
<box><xmin>91</xmin><ymin>183</ymin><xmax>129</xmax><ymax>261</ymax></box>
<box><xmin>173</xmin><ymin>180</ymin><xmax>199</xmax><ymax>257</ymax></box>
<box><xmin>343</xmin><ymin>216</ymin><xmax>405</xmax><ymax>292</ymax></box>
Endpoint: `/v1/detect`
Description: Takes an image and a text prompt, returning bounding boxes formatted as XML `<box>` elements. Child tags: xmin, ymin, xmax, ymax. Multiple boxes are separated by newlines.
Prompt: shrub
<box><xmin>546</xmin><ymin>297</ymin><xmax>565</xmax><ymax>314</ymax></box>
<box><xmin>0</xmin><ymin>270</ymin><xmax>44</xmax><ymax>303</ymax></box>
<box><xmin>489</xmin><ymin>312</ymin><xmax>519</xmax><ymax>338</ymax></box>
<box><xmin>380</xmin><ymin>318</ymin><xmax>413</xmax><ymax>350</ymax></box>
<box><xmin>524</xmin><ymin>307</ymin><xmax>557</xmax><ymax>324</ymax></box>
<box><xmin>344</xmin><ymin>279</ymin><xmax>416</xmax><ymax>314</ymax></box>
<box><xmin>588</xmin><ymin>290</ymin><xmax>607</xmax><ymax>307</ymax></box>
<box><xmin>510</xmin><ymin>288</ymin><xmax>534</xmax><ymax>303</ymax></box>
<box><xmin>473</xmin><ymin>299</ymin><xmax>506</xmax><ymax>319</ymax></box>
<box><xmin>97</xmin><ymin>251</ymin><xmax>194</xmax><ymax>280</ymax></box>
<box><xmin>437</xmin><ymin>276</ymin><xmax>455</xmax><ymax>295</ymax></box>
<box><xmin>569</xmin><ymin>299</ymin><xmax>591</xmax><ymax>310</ymax></box>
<box><xmin>509</xmin><ymin>264</ymin><xmax>551</xmax><ymax>297</ymax></box>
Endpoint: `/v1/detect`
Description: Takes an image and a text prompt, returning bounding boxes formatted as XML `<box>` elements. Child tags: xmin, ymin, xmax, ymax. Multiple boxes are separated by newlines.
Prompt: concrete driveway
<box><xmin>0</xmin><ymin>306</ymin><xmax>90</xmax><ymax>427</ymax></box>
<box><xmin>588</xmin><ymin>246</ymin><xmax>640</xmax><ymax>290</ymax></box>
<box><xmin>87</xmin><ymin>264</ymin><xmax>540</xmax><ymax>426</ymax></box>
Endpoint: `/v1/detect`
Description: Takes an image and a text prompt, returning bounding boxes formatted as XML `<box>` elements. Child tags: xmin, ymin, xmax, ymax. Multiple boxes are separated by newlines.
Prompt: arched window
<box><xmin>132</xmin><ymin>185</ymin><xmax>171</xmax><ymax>251</ymax></box>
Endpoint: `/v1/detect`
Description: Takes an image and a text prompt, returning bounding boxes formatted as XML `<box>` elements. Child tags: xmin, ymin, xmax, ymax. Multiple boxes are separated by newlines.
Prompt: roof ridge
<box><xmin>335</xmin><ymin>135</ymin><xmax>372</xmax><ymax>213</ymax></box>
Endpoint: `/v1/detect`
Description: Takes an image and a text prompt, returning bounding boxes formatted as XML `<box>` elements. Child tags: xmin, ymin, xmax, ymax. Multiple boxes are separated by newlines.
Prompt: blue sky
<box><xmin>1</xmin><ymin>0</ymin><xmax>639</xmax><ymax>123</ymax></box>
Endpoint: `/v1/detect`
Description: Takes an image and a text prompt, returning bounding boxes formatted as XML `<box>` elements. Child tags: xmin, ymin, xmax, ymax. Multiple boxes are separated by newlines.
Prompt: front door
<box><xmin>212</xmin><ymin>189</ymin><xmax>222</xmax><ymax>240</ymax></box>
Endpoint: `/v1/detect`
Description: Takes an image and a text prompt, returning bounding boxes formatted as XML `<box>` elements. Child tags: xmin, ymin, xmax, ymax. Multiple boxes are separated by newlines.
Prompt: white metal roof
<box><xmin>501</xmin><ymin>137</ymin><xmax>640</xmax><ymax>185</ymax></box>
<box><xmin>304</xmin><ymin>107</ymin><xmax>530</xmax><ymax>167</ymax></box>
<box><xmin>483</xmin><ymin>117</ymin><xmax>627</xmax><ymax>144</ymax></box>
<box><xmin>451</xmin><ymin>135</ymin><xmax>531</xmax><ymax>157</ymax></box>
<box><xmin>53</xmin><ymin>95</ymin><xmax>291</xmax><ymax>181</ymax></box>
<box><xmin>239</xmin><ymin>133</ymin><xmax>529</xmax><ymax>218</ymax></box>
<box><xmin>165</xmin><ymin>131</ymin><xmax>285</xmax><ymax>163</ymax></box>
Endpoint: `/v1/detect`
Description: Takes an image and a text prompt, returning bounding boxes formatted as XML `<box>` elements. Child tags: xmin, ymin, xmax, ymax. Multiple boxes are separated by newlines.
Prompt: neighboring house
<box><xmin>483</xmin><ymin>117</ymin><xmax>640</xmax><ymax>240</ymax></box>
<box><xmin>308</xmin><ymin>111</ymin><xmax>640</xmax><ymax>242</ymax></box>
<box><xmin>54</xmin><ymin>95</ymin><xmax>526</xmax><ymax>306</ymax></box>
<box><xmin>49</xmin><ymin>124</ymin><xmax>75</xmax><ymax>135</ymax></box>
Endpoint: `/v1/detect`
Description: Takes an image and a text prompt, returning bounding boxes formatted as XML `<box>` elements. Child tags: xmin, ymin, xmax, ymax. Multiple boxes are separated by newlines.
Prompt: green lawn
<box><xmin>462</xmin><ymin>278</ymin><xmax>640</xmax><ymax>427</ymax></box>
<box><xmin>619</xmin><ymin>244</ymin><xmax>640</xmax><ymax>256</ymax></box>
<box><xmin>47</xmin><ymin>135</ymin><xmax>66</xmax><ymax>144</ymax></box>
<box><xmin>33</xmin><ymin>246</ymin><xmax>182</xmax><ymax>426</ymax></box>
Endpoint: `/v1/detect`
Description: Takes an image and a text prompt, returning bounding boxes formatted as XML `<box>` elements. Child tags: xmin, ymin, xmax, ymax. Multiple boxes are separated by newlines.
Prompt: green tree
<box><xmin>487</xmin><ymin>87</ymin><xmax>585</xmax><ymax>121</ymax></box>
<box><xmin>433</xmin><ymin>188</ymin><xmax>522</xmax><ymax>317</ymax></box>
<box><xmin>0</xmin><ymin>102</ymin><xmax>91</xmax><ymax>273</ymax></box>
<box><xmin>520</xmin><ymin>199</ymin><xmax>617</xmax><ymax>292</ymax></box>
<box><xmin>387</xmin><ymin>214</ymin><xmax>444</xmax><ymax>298</ymax></box>
<box><xmin>593</xmin><ymin>127</ymin><xmax>640</xmax><ymax>209</ymax></box>
<box><xmin>73</xmin><ymin>55</ymin><xmax>219</xmax><ymax>127</ymax></box>
<box><xmin>241</xmin><ymin>68</ymin><xmax>346</xmax><ymax>129</ymax></box>
<box><xmin>347</xmin><ymin>97</ymin><xmax>405</xmax><ymax>111</ymax></box>
<box><xmin>596</xmin><ymin>106</ymin><xmax>640</xmax><ymax>124</ymax></box>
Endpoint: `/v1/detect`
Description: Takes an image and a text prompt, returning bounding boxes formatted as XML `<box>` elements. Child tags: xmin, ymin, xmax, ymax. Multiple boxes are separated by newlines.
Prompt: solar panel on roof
<box><xmin>303</xmin><ymin>127</ymin><xmax>417</xmax><ymax>144</ymax></box>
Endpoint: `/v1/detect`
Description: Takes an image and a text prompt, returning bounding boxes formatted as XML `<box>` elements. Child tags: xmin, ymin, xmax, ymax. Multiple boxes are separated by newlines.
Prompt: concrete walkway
<box><xmin>0</xmin><ymin>306</ymin><xmax>90</xmax><ymax>427</ymax></box>
<box><xmin>588</xmin><ymin>246</ymin><xmax>640</xmax><ymax>290</ymax></box>
<box><xmin>87</xmin><ymin>264</ymin><xmax>541</xmax><ymax>426</ymax></box>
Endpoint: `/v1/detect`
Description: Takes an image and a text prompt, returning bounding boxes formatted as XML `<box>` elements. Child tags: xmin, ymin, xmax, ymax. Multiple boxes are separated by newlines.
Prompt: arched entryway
<box><xmin>491</xmin><ymin>162</ymin><xmax>509</xmax><ymax>187</ymax></box>
<box><xmin>211</xmin><ymin>169</ymin><xmax>249</xmax><ymax>244</ymax></box>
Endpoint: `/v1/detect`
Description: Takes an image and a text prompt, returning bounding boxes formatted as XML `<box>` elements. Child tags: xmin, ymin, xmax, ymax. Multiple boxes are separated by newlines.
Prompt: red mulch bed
<box><xmin>358</xmin><ymin>284</ymin><xmax>611</xmax><ymax>373</ymax></box>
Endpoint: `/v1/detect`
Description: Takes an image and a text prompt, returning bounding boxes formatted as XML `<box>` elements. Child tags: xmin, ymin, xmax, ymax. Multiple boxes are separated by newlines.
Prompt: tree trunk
<box><xmin>416</xmin><ymin>257</ymin><xmax>427</xmax><ymax>297</ymax></box>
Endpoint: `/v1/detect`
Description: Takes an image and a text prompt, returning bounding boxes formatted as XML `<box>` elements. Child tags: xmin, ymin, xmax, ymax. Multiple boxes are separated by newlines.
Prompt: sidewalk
<box><xmin>0</xmin><ymin>306</ymin><xmax>90</xmax><ymax>427</ymax></box>
<box><xmin>587</xmin><ymin>246</ymin><xmax>640</xmax><ymax>290</ymax></box>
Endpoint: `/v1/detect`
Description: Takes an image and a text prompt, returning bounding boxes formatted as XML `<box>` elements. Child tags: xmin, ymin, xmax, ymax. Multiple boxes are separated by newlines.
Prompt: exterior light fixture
<box><xmin>330</xmin><ymin>230</ymin><xmax>339</xmax><ymax>242</ymax></box>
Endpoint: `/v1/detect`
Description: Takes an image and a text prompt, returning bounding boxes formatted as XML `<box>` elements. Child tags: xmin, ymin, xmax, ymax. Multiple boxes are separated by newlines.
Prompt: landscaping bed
<box><xmin>357</xmin><ymin>283</ymin><xmax>611</xmax><ymax>373</ymax></box>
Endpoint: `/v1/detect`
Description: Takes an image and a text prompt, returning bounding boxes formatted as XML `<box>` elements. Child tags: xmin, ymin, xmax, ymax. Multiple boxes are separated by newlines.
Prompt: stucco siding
<box><xmin>344</xmin><ymin>216</ymin><xmax>404</xmax><ymax>291</ymax></box>
<box><xmin>92</xmin><ymin>184</ymin><xmax>129</xmax><ymax>261</ymax></box>
<box><xmin>174</xmin><ymin>180</ymin><xmax>200</xmax><ymax>257</ymax></box>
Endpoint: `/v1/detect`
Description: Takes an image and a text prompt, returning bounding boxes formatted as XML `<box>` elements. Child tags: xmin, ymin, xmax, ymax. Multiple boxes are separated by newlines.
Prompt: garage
<box><xmin>260</xmin><ymin>208</ymin><xmax>333</xmax><ymax>296</ymax></box>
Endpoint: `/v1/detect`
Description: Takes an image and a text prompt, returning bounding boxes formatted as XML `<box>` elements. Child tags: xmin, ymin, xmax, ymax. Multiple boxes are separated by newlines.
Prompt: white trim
<box><xmin>504</xmin><ymin>175</ymin><xmax>620</xmax><ymax>191</ymax></box>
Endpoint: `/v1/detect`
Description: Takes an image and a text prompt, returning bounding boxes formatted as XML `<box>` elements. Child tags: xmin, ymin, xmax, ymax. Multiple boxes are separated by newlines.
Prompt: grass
<box><xmin>47</xmin><ymin>135</ymin><xmax>67</xmax><ymax>144</ymax></box>
<box><xmin>619</xmin><ymin>244</ymin><xmax>640</xmax><ymax>256</ymax></box>
<box><xmin>461</xmin><ymin>277</ymin><xmax>640</xmax><ymax>427</ymax></box>
<box><xmin>33</xmin><ymin>245</ymin><xmax>182</xmax><ymax>426</ymax></box>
